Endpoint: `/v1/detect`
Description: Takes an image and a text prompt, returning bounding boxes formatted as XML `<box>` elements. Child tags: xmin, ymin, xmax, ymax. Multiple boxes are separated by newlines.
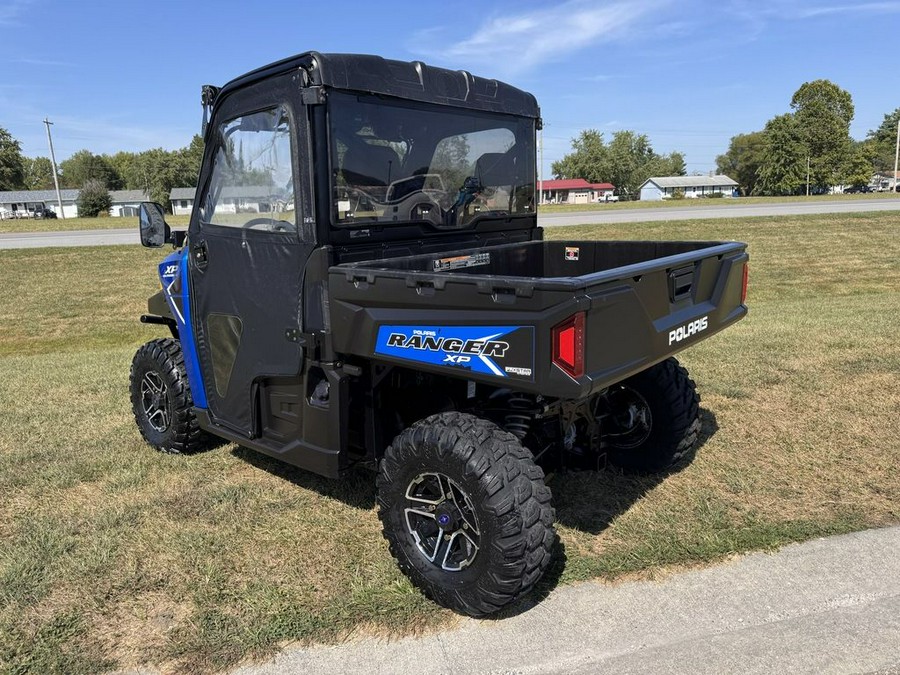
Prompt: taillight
<box><xmin>552</xmin><ymin>312</ymin><xmax>585</xmax><ymax>379</ymax></box>
<box><xmin>741</xmin><ymin>264</ymin><xmax>749</xmax><ymax>304</ymax></box>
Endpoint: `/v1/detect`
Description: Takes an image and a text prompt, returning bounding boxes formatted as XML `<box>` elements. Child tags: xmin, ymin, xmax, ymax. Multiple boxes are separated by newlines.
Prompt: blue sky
<box><xmin>1</xmin><ymin>0</ymin><xmax>898</xmax><ymax>177</ymax></box>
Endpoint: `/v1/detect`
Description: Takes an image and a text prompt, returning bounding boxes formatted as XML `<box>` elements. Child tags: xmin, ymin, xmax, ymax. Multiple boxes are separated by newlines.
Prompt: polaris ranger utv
<box><xmin>131</xmin><ymin>52</ymin><xmax>749</xmax><ymax>616</ymax></box>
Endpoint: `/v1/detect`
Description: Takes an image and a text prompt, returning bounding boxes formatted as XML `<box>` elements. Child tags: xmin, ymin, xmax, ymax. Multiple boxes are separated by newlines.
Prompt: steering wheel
<box><xmin>242</xmin><ymin>217</ymin><xmax>295</xmax><ymax>231</ymax></box>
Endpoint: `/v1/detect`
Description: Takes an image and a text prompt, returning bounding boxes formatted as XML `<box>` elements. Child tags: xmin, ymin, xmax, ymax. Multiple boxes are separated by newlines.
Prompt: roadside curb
<box><xmin>235</xmin><ymin>526</ymin><xmax>900</xmax><ymax>675</ymax></box>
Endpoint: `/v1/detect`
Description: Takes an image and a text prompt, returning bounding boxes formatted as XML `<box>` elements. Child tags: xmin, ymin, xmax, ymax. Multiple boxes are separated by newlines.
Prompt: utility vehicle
<box><xmin>131</xmin><ymin>52</ymin><xmax>749</xmax><ymax>616</ymax></box>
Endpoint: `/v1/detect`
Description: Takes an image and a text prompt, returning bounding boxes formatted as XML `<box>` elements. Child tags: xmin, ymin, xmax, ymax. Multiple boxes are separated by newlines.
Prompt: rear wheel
<box><xmin>603</xmin><ymin>358</ymin><xmax>701</xmax><ymax>474</ymax></box>
<box><xmin>377</xmin><ymin>412</ymin><xmax>556</xmax><ymax>616</ymax></box>
<box><xmin>129</xmin><ymin>338</ymin><xmax>212</xmax><ymax>454</ymax></box>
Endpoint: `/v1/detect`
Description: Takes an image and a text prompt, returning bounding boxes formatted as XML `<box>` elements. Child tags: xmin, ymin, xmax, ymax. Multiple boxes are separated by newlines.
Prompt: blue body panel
<box><xmin>157</xmin><ymin>249</ymin><xmax>207</xmax><ymax>409</ymax></box>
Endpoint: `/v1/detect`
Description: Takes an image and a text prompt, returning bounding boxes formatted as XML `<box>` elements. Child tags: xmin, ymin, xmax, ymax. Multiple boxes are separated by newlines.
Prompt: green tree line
<box><xmin>717</xmin><ymin>79</ymin><xmax>898</xmax><ymax>195</ymax></box>
<box><xmin>0</xmin><ymin>128</ymin><xmax>204</xmax><ymax>207</ymax></box>
<box><xmin>551</xmin><ymin>129</ymin><xmax>686</xmax><ymax>196</ymax></box>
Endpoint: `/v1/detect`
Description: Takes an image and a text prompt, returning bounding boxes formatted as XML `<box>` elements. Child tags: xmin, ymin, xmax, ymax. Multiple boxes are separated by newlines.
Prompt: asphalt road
<box><xmin>2</xmin><ymin>199</ymin><xmax>900</xmax><ymax>249</ymax></box>
<box><xmin>540</xmin><ymin>197</ymin><xmax>900</xmax><ymax>227</ymax></box>
<box><xmin>235</xmin><ymin>526</ymin><xmax>900</xmax><ymax>675</ymax></box>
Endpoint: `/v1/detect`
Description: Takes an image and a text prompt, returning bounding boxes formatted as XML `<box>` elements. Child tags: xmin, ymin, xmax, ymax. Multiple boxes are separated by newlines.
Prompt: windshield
<box><xmin>329</xmin><ymin>93</ymin><xmax>535</xmax><ymax>229</ymax></box>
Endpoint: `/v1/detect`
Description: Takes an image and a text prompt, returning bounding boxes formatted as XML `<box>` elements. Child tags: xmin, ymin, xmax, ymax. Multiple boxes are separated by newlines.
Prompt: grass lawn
<box><xmin>1</xmin><ymin>212</ymin><xmax>898</xmax><ymax>673</ymax></box>
<box><xmin>539</xmin><ymin>191</ymin><xmax>899</xmax><ymax>213</ymax></box>
<box><xmin>0</xmin><ymin>214</ymin><xmax>190</xmax><ymax>235</ymax></box>
<box><xmin>3</xmin><ymin>194</ymin><xmax>896</xmax><ymax>233</ymax></box>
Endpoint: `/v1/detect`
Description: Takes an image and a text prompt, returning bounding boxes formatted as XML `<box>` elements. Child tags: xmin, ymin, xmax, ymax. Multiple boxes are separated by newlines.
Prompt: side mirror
<box><xmin>139</xmin><ymin>202</ymin><xmax>170</xmax><ymax>248</ymax></box>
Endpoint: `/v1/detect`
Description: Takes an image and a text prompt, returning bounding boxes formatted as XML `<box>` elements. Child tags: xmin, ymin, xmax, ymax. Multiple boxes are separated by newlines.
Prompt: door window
<box><xmin>201</xmin><ymin>106</ymin><xmax>296</xmax><ymax>231</ymax></box>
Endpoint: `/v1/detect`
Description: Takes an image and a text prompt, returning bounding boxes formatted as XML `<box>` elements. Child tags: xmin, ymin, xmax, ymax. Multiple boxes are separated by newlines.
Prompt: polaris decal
<box><xmin>376</xmin><ymin>325</ymin><xmax>535</xmax><ymax>381</ymax></box>
<box><xmin>669</xmin><ymin>316</ymin><xmax>708</xmax><ymax>345</ymax></box>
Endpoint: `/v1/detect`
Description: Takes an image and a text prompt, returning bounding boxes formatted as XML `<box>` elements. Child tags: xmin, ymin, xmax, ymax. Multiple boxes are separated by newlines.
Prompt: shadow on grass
<box><xmin>230</xmin><ymin>408</ymin><xmax>718</xmax><ymax>618</ymax></box>
<box><xmin>552</xmin><ymin>407</ymin><xmax>719</xmax><ymax>535</ymax></box>
<box><xmin>230</xmin><ymin>447</ymin><xmax>376</xmax><ymax>510</ymax></box>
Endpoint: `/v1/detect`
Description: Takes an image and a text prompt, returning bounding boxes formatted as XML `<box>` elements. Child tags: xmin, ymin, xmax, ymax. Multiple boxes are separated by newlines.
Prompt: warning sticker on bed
<box><xmin>433</xmin><ymin>252</ymin><xmax>491</xmax><ymax>271</ymax></box>
<box><xmin>565</xmin><ymin>247</ymin><xmax>580</xmax><ymax>261</ymax></box>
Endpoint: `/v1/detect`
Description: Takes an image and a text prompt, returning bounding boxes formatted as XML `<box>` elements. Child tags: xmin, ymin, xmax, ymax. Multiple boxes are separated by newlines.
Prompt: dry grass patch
<box><xmin>1</xmin><ymin>211</ymin><xmax>898</xmax><ymax>672</ymax></box>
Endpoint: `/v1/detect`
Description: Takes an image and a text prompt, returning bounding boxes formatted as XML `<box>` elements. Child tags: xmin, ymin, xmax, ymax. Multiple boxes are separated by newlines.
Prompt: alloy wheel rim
<box><xmin>403</xmin><ymin>472</ymin><xmax>480</xmax><ymax>572</ymax></box>
<box><xmin>140</xmin><ymin>371</ymin><xmax>171</xmax><ymax>433</ymax></box>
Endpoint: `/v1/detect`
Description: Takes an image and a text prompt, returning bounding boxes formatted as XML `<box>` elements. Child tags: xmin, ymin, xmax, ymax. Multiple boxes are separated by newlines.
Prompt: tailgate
<box><xmin>327</xmin><ymin>241</ymin><xmax>748</xmax><ymax>399</ymax></box>
<box><xmin>573</xmin><ymin>242</ymin><xmax>748</xmax><ymax>397</ymax></box>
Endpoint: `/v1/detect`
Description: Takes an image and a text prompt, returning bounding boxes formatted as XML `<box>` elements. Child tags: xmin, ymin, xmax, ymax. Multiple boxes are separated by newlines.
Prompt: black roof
<box><xmin>215</xmin><ymin>52</ymin><xmax>540</xmax><ymax>119</ymax></box>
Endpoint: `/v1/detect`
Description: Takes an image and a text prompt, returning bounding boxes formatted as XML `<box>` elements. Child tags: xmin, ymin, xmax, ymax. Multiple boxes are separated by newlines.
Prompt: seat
<box><xmin>341</xmin><ymin>142</ymin><xmax>400</xmax><ymax>188</ymax></box>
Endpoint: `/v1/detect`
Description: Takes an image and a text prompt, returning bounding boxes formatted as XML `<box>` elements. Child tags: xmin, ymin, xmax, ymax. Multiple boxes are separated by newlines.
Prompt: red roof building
<box><xmin>538</xmin><ymin>179</ymin><xmax>616</xmax><ymax>204</ymax></box>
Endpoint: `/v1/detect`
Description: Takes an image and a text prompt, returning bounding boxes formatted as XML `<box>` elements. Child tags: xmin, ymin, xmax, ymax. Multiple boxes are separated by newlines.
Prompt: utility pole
<box><xmin>539</xmin><ymin>125</ymin><xmax>544</xmax><ymax>206</ymax></box>
<box><xmin>43</xmin><ymin>118</ymin><xmax>65</xmax><ymax>219</ymax></box>
<box><xmin>893</xmin><ymin>119</ymin><xmax>899</xmax><ymax>193</ymax></box>
<box><xmin>806</xmin><ymin>155</ymin><xmax>810</xmax><ymax>197</ymax></box>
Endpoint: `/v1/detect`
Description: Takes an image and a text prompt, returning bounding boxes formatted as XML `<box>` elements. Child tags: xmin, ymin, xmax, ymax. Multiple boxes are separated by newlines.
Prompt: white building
<box><xmin>170</xmin><ymin>187</ymin><xmax>196</xmax><ymax>216</ymax></box>
<box><xmin>0</xmin><ymin>189</ymin><xmax>79</xmax><ymax>218</ymax></box>
<box><xmin>109</xmin><ymin>190</ymin><xmax>151</xmax><ymax>217</ymax></box>
<box><xmin>538</xmin><ymin>179</ymin><xmax>616</xmax><ymax>204</ymax></box>
<box><xmin>639</xmin><ymin>175</ymin><xmax>738</xmax><ymax>201</ymax></box>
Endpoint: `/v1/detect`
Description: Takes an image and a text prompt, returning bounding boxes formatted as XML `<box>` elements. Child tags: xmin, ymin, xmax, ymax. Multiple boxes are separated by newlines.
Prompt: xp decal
<box><xmin>376</xmin><ymin>325</ymin><xmax>535</xmax><ymax>381</ymax></box>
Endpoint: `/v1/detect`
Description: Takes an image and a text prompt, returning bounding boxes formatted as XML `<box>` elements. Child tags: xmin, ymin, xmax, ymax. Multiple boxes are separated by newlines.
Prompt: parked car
<box><xmin>844</xmin><ymin>185</ymin><xmax>872</xmax><ymax>194</ymax></box>
<box><xmin>32</xmin><ymin>206</ymin><xmax>58</xmax><ymax>219</ymax></box>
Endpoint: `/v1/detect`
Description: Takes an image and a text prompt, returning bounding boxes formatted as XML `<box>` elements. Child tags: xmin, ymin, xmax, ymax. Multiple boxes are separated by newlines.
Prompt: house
<box><xmin>109</xmin><ymin>190</ymin><xmax>151</xmax><ymax>217</ymax></box>
<box><xmin>538</xmin><ymin>179</ymin><xmax>616</xmax><ymax>204</ymax></box>
<box><xmin>0</xmin><ymin>189</ymin><xmax>79</xmax><ymax>218</ymax></box>
<box><xmin>639</xmin><ymin>175</ymin><xmax>738</xmax><ymax>201</ymax></box>
<box><xmin>871</xmin><ymin>171</ymin><xmax>900</xmax><ymax>192</ymax></box>
<box><xmin>169</xmin><ymin>186</ymin><xmax>284</xmax><ymax>216</ymax></box>
<box><xmin>170</xmin><ymin>187</ymin><xmax>196</xmax><ymax>216</ymax></box>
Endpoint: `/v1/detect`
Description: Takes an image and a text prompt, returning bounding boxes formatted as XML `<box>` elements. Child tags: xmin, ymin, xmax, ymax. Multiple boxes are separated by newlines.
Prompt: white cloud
<box><xmin>412</xmin><ymin>0</ymin><xmax>666</xmax><ymax>75</ymax></box>
<box><xmin>793</xmin><ymin>1</ymin><xmax>900</xmax><ymax>17</ymax></box>
<box><xmin>725</xmin><ymin>0</ymin><xmax>900</xmax><ymax>22</ymax></box>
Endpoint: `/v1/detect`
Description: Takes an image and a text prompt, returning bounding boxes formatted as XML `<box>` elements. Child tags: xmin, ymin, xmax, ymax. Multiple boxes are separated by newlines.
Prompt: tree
<box><xmin>552</xmin><ymin>129</ymin><xmax>685</xmax><ymax>196</ymax></box>
<box><xmin>756</xmin><ymin>115</ymin><xmax>807</xmax><ymax>196</ymax></box>
<box><xmin>844</xmin><ymin>142</ymin><xmax>877</xmax><ymax>188</ymax></box>
<box><xmin>551</xmin><ymin>129</ymin><xmax>610</xmax><ymax>184</ymax></box>
<box><xmin>59</xmin><ymin>149</ymin><xmax>122</xmax><ymax>189</ymax></box>
<box><xmin>0</xmin><ymin>127</ymin><xmax>26</xmax><ymax>190</ymax></box>
<box><xmin>716</xmin><ymin>131</ymin><xmax>766</xmax><ymax>195</ymax></box>
<box><xmin>23</xmin><ymin>156</ymin><xmax>58</xmax><ymax>190</ymax></box>
<box><xmin>76</xmin><ymin>179</ymin><xmax>112</xmax><ymax>217</ymax></box>
<box><xmin>866</xmin><ymin>107</ymin><xmax>900</xmax><ymax>173</ymax></box>
<box><xmin>180</xmin><ymin>135</ymin><xmax>205</xmax><ymax>183</ymax></box>
<box><xmin>790</xmin><ymin>79</ymin><xmax>854</xmax><ymax>188</ymax></box>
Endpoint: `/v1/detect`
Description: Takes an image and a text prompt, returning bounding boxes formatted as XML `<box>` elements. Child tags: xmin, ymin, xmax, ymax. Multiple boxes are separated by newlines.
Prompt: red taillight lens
<box><xmin>552</xmin><ymin>312</ymin><xmax>585</xmax><ymax>379</ymax></box>
<box><xmin>741</xmin><ymin>264</ymin><xmax>749</xmax><ymax>304</ymax></box>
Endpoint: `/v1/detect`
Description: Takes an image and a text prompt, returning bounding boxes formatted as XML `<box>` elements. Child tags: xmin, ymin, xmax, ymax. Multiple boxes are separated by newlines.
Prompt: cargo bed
<box><xmin>329</xmin><ymin>240</ymin><xmax>748</xmax><ymax>399</ymax></box>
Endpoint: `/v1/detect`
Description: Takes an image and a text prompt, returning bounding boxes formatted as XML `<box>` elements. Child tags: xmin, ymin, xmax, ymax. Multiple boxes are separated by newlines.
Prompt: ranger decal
<box><xmin>376</xmin><ymin>325</ymin><xmax>535</xmax><ymax>381</ymax></box>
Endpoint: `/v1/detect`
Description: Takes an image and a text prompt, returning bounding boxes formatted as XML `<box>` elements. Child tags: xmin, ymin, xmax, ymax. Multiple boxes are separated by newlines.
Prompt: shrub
<box><xmin>76</xmin><ymin>179</ymin><xmax>112</xmax><ymax>217</ymax></box>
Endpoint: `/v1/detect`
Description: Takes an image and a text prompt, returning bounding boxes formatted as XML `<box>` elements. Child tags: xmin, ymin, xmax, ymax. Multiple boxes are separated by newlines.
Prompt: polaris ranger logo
<box><xmin>386</xmin><ymin>333</ymin><xmax>510</xmax><ymax>360</ymax></box>
<box><xmin>376</xmin><ymin>325</ymin><xmax>535</xmax><ymax>381</ymax></box>
<box><xmin>669</xmin><ymin>316</ymin><xmax>708</xmax><ymax>345</ymax></box>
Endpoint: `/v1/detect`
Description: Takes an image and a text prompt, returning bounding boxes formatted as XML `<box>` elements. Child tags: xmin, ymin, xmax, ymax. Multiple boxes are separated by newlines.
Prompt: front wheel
<box><xmin>377</xmin><ymin>412</ymin><xmax>556</xmax><ymax>616</ymax></box>
<box><xmin>129</xmin><ymin>338</ymin><xmax>212</xmax><ymax>454</ymax></box>
<box><xmin>602</xmin><ymin>358</ymin><xmax>701</xmax><ymax>474</ymax></box>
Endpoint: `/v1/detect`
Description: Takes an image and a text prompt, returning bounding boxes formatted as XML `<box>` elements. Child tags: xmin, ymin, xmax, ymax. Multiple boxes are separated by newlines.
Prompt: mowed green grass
<box><xmin>1</xmin><ymin>212</ymin><xmax>898</xmax><ymax>673</ymax></box>
<box><xmin>0</xmin><ymin>214</ymin><xmax>191</xmax><ymax>234</ymax></box>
